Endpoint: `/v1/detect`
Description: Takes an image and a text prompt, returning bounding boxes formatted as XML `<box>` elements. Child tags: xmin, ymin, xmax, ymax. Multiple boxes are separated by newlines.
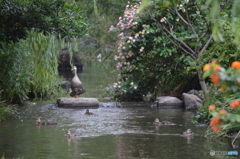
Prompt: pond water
<box><xmin>0</xmin><ymin>61</ymin><xmax>239</xmax><ymax>159</ymax></box>
<box><xmin>0</xmin><ymin>103</ymin><xmax>239</xmax><ymax>159</ymax></box>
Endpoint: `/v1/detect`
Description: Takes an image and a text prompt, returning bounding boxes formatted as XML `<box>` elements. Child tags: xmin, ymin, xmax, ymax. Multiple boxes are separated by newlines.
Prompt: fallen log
<box><xmin>57</xmin><ymin>97</ymin><xmax>99</xmax><ymax>108</ymax></box>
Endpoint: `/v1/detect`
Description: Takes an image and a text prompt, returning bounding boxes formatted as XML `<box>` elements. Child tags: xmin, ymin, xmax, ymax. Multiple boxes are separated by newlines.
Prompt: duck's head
<box><xmin>154</xmin><ymin>118</ymin><xmax>160</xmax><ymax>123</ymax></box>
<box><xmin>86</xmin><ymin>109</ymin><xmax>89</xmax><ymax>113</ymax></box>
<box><xmin>187</xmin><ymin>129</ymin><xmax>192</xmax><ymax>133</ymax></box>
<box><xmin>36</xmin><ymin>118</ymin><xmax>41</xmax><ymax>124</ymax></box>
<box><xmin>71</xmin><ymin>66</ymin><xmax>77</xmax><ymax>71</ymax></box>
<box><xmin>65</xmin><ymin>130</ymin><xmax>71</xmax><ymax>136</ymax></box>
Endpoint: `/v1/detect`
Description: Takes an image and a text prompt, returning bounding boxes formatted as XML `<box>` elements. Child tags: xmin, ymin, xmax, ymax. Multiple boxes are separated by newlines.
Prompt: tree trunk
<box><xmin>197</xmin><ymin>69</ymin><xmax>208</xmax><ymax>99</ymax></box>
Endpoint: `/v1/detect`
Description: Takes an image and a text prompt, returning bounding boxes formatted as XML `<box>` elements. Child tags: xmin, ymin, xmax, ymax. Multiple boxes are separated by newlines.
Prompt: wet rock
<box><xmin>187</xmin><ymin>89</ymin><xmax>204</xmax><ymax>100</ymax></box>
<box><xmin>58</xmin><ymin>48</ymin><xmax>83</xmax><ymax>71</ymax></box>
<box><xmin>182</xmin><ymin>93</ymin><xmax>202</xmax><ymax>110</ymax></box>
<box><xmin>119</xmin><ymin>102</ymin><xmax>153</xmax><ymax>107</ymax></box>
<box><xmin>61</xmin><ymin>81</ymin><xmax>71</xmax><ymax>90</ymax></box>
<box><xmin>57</xmin><ymin>97</ymin><xmax>99</xmax><ymax>108</ymax></box>
<box><xmin>155</xmin><ymin>96</ymin><xmax>183</xmax><ymax>107</ymax></box>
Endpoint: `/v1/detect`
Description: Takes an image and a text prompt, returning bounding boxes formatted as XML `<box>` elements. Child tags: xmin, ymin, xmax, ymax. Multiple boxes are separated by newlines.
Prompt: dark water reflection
<box><xmin>0</xmin><ymin>102</ymin><xmax>238</xmax><ymax>159</ymax></box>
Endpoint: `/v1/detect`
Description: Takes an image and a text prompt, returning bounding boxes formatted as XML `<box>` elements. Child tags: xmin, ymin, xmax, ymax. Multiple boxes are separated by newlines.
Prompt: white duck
<box><xmin>70</xmin><ymin>66</ymin><xmax>86</xmax><ymax>97</ymax></box>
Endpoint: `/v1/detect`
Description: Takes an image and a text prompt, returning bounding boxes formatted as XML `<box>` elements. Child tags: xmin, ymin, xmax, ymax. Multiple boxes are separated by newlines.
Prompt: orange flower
<box><xmin>208</xmin><ymin>105</ymin><xmax>216</xmax><ymax>111</ymax></box>
<box><xmin>213</xmin><ymin>65</ymin><xmax>221</xmax><ymax>71</ymax></box>
<box><xmin>211</xmin><ymin>60</ymin><xmax>217</xmax><ymax>64</ymax></box>
<box><xmin>231</xmin><ymin>61</ymin><xmax>240</xmax><ymax>69</ymax></box>
<box><xmin>219</xmin><ymin>85</ymin><xmax>227</xmax><ymax>92</ymax></box>
<box><xmin>210</xmin><ymin>115</ymin><xmax>222</xmax><ymax>132</ymax></box>
<box><xmin>212</xmin><ymin>125</ymin><xmax>222</xmax><ymax>132</ymax></box>
<box><xmin>210</xmin><ymin>72</ymin><xmax>220</xmax><ymax>84</ymax></box>
<box><xmin>237</xmin><ymin>82</ymin><xmax>240</xmax><ymax>86</ymax></box>
<box><xmin>230</xmin><ymin>100</ymin><xmax>240</xmax><ymax>109</ymax></box>
<box><xmin>203</xmin><ymin>64</ymin><xmax>211</xmax><ymax>71</ymax></box>
<box><xmin>219</xmin><ymin>109</ymin><xmax>227</xmax><ymax>115</ymax></box>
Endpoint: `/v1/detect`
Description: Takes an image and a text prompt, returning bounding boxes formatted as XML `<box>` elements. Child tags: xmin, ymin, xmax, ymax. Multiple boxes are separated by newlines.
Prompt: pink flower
<box><xmin>114</xmin><ymin>55</ymin><xmax>119</xmax><ymax>60</ymax></box>
<box><xmin>160</xmin><ymin>17</ymin><xmax>167</xmax><ymax>23</ymax></box>
<box><xmin>109</xmin><ymin>25</ymin><xmax>115</xmax><ymax>31</ymax></box>
<box><xmin>117</xmin><ymin>63</ymin><xmax>123</xmax><ymax>69</ymax></box>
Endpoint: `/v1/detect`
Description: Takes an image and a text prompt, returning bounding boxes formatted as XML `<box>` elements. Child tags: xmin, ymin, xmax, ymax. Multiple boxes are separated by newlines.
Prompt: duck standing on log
<box><xmin>70</xmin><ymin>66</ymin><xmax>86</xmax><ymax>98</ymax></box>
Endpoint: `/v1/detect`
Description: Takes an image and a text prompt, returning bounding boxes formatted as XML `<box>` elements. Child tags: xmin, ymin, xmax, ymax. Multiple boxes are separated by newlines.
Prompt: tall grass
<box><xmin>26</xmin><ymin>31</ymin><xmax>64</xmax><ymax>98</ymax></box>
<box><xmin>0</xmin><ymin>30</ymin><xmax>71</xmax><ymax>101</ymax></box>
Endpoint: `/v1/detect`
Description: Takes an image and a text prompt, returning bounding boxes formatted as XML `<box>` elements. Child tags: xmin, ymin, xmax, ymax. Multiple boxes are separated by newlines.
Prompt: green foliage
<box><xmin>205</xmin><ymin>0</ymin><xmax>240</xmax><ymax>43</ymax></box>
<box><xmin>77</xmin><ymin>0</ymin><xmax>129</xmax><ymax>58</ymax></box>
<box><xmin>0</xmin><ymin>0</ymin><xmax>88</xmax><ymax>43</ymax></box>
<box><xmin>192</xmin><ymin>86</ymin><xmax>224</xmax><ymax>124</ymax></box>
<box><xmin>108</xmin><ymin>1</ymin><xmax>210</xmax><ymax>101</ymax></box>
<box><xmin>25</xmin><ymin>31</ymin><xmax>63</xmax><ymax>98</ymax></box>
<box><xmin>200</xmin><ymin>21</ymin><xmax>240</xmax><ymax>69</ymax></box>
<box><xmin>201</xmin><ymin>61</ymin><xmax>240</xmax><ymax>142</ymax></box>
<box><xmin>0</xmin><ymin>40</ymin><xmax>32</xmax><ymax>100</ymax></box>
<box><xmin>0</xmin><ymin>30</ymin><xmax>68</xmax><ymax>101</ymax></box>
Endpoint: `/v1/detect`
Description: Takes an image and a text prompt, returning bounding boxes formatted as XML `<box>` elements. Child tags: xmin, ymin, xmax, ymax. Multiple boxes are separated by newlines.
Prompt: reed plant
<box><xmin>0</xmin><ymin>30</ymin><xmax>71</xmax><ymax>102</ymax></box>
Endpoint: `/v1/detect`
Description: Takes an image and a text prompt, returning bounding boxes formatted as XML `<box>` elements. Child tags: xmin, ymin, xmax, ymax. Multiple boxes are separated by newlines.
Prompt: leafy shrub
<box><xmin>0</xmin><ymin>30</ymin><xmax>70</xmax><ymax>102</ymax></box>
<box><xmin>202</xmin><ymin>61</ymin><xmax>240</xmax><ymax>141</ymax></box>
<box><xmin>108</xmin><ymin>1</ymin><xmax>196</xmax><ymax>101</ymax></box>
<box><xmin>0</xmin><ymin>0</ymin><xmax>88</xmax><ymax>43</ymax></box>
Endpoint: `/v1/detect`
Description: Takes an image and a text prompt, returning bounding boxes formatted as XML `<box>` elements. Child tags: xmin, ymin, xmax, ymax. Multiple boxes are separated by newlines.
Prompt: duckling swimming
<box><xmin>183</xmin><ymin>129</ymin><xmax>194</xmax><ymax>136</ymax></box>
<box><xmin>153</xmin><ymin>118</ymin><xmax>163</xmax><ymax>126</ymax></box>
<box><xmin>65</xmin><ymin>130</ymin><xmax>81</xmax><ymax>139</ymax></box>
<box><xmin>153</xmin><ymin>118</ymin><xmax>174</xmax><ymax>126</ymax></box>
<box><xmin>85</xmin><ymin>109</ymin><xmax>93</xmax><ymax>115</ymax></box>
<box><xmin>36</xmin><ymin>118</ymin><xmax>57</xmax><ymax>125</ymax></box>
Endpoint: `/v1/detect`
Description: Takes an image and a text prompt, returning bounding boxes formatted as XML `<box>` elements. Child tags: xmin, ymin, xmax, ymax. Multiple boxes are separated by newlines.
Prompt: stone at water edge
<box><xmin>182</xmin><ymin>93</ymin><xmax>202</xmax><ymax>110</ymax></box>
<box><xmin>156</xmin><ymin>96</ymin><xmax>183</xmax><ymax>107</ymax></box>
<box><xmin>57</xmin><ymin>97</ymin><xmax>99</xmax><ymax>108</ymax></box>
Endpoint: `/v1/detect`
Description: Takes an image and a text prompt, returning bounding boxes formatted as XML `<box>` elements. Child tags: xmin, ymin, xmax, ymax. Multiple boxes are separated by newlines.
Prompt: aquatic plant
<box><xmin>0</xmin><ymin>100</ymin><xmax>15</xmax><ymax>122</ymax></box>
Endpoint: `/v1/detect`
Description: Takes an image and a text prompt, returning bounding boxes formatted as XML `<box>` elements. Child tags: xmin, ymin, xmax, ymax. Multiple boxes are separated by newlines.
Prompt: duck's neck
<box><xmin>74</xmin><ymin>68</ymin><xmax>77</xmax><ymax>76</ymax></box>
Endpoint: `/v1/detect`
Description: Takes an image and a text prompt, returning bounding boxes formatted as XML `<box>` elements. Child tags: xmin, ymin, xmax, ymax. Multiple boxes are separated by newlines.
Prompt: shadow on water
<box><xmin>0</xmin><ymin>102</ymin><xmax>239</xmax><ymax>159</ymax></box>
